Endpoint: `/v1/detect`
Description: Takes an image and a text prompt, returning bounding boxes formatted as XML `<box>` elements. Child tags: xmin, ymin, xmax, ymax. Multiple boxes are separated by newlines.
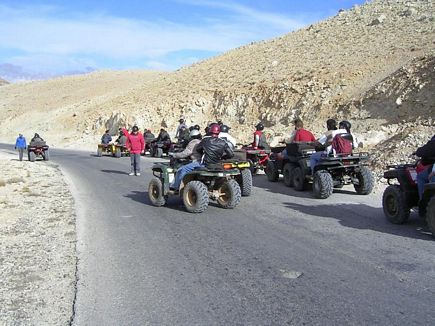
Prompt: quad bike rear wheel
<box><xmin>283</xmin><ymin>163</ymin><xmax>295</xmax><ymax>187</ymax></box>
<box><xmin>148</xmin><ymin>177</ymin><xmax>166</xmax><ymax>207</ymax></box>
<box><xmin>237</xmin><ymin>169</ymin><xmax>252</xmax><ymax>197</ymax></box>
<box><xmin>354</xmin><ymin>166</ymin><xmax>374</xmax><ymax>195</ymax></box>
<box><xmin>29</xmin><ymin>151</ymin><xmax>36</xmax><ymax>162</ymax></box>
<box><xmin>292</xmin><ymin>166</ymin><xmax>306</xmax><ymax>191</ymax></box>
<box><xmin>382</xmin><ymin>185</ymin><xmax>409</xmax><ymax>224</ymax></box>
<box><xmin>426</xmin><ymin>197</ymin><xmax>435</xmax><ymax>237</ymax></box>
<box><xmin>265</xmin><ymin>160</ymin><xmax>279</xmax><ymax>182</ymax></box>
<box><xmin>313</xmin><ymin>171</ymin><xmax>334</xmax><ymax>199</ymax></box>
<box><xmin>43</xmin><ymin>150</ymin><xmax>49</xmax><ymax>161</ymax></box>
<box><xmin>217</xmin><ymin>179</ymin><xmax>241</xmax><ymax>209</ymax></box>
<box><xmin>183</xmin><ymin>180</ymin><xmax>209</xmax><ymax>213</ymax></box>
<box><xmin>156</xmin><ymin>148</ymin><xmax>163</xmax><ymax>158</ymax></box>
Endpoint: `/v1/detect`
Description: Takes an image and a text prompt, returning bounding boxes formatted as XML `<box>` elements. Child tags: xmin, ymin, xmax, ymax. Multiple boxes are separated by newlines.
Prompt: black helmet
<box><xmin>220</xmin><ymin>124</ymin><xmax>230</xmax><ymax>133</ymax></box>
<box><xmin>132</xmin><ymin>125</ymin><xmax>139</xmax><ymax>132</ymax></box>
<box><xmin>255</xmin><ymin>122</ymin><xmax>264</xmax><ymax>131</ymax></box>
<box><xmin>339</xmin><ymin>120</ymin><xmax>351</xmax><ymax>132</ymax></box>
<box><xmin>193</xmin><ymin>124</ymin><xmax>201</xmax><ymax>131</ymax></box>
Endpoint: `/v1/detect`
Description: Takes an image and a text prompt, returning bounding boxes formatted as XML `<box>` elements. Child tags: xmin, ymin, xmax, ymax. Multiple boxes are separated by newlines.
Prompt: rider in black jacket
<box><xmin>171</xmin><ymin>124</ymin><xmax>233</xmax><ymax>190</ymax></box>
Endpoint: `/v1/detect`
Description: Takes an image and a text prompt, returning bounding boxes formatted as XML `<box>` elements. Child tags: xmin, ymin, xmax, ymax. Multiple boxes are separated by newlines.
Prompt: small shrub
<box><xmin>22</xmin><ymin>186</ymin><xmax>30</xmax><ymax>193</ymax></box>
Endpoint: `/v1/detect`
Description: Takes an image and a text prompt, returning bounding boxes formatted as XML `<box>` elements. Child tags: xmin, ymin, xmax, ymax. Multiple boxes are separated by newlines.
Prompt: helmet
<box><xmin>339</xmin><ymin>120</ymin><xmax>351</xmax><ymax>132</ymax></box>
<box><xmin>179</xmin><ymin>116</ymin><xmax>185</xmax><ymax>123</ymax></box>
<box><xmin>209</xmin><ymin>123</ymin><xmax>220</xmax><ymax>136</ymax></box>
<box><xmin>255</xmin><ymin>122</ymin><xmax>264</xmax><ymax>131</ymax></box>
<box><xmin>132</xmin><ymin>126</ymin><xmax>139</xmax><ymax>132</ymax></box>
<box><xmin>326</xmin><ymin>119</ymin><xmax>337</xmax><ymax>131</ymax></box>
<box><xmin>193</xmin><ymin>124</ymin><xmax>200</xmax><ymax>131</ymax></box>
<box><xmin>220</xmin><ymin>124</ymin><xmax>230</xmax><ymax>133</ymax></box>
<box><xmin>189</xmin><ymin>129</ymin><xmax>201</xmax><ymax>138</ymax></box>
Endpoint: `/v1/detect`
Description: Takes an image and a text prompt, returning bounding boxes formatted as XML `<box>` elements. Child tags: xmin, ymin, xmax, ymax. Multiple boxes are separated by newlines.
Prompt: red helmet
<box><xmin>209</xmin><ymin>123</ymin><xmax>220</xmax><ymax>136</ymax></box>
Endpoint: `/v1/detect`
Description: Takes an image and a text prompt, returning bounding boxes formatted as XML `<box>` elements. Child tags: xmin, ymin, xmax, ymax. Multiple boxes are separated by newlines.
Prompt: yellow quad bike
<box><xmin>114</xmin><ymin>144</ymin><xmax>130</xmax><ymax>158</ymax></box>
<box><xmin>97</xmin><ymin>143</ymin><xmax>116</xmax><ymax>157</ymax></box>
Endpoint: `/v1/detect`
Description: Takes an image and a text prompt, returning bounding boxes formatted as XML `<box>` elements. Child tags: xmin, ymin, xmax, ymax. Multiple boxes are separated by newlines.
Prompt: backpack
<box><xmin>332</xmin><ymin>134</ymin><xmax>352</xmax><ymax>156</ymax></box>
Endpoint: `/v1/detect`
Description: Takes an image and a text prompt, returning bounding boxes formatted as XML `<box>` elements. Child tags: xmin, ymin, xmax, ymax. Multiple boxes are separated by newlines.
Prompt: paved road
<box><xmin>6</xmin><ymin>145</ymin><xmax>435</xmax><ymax>325</ymax></box>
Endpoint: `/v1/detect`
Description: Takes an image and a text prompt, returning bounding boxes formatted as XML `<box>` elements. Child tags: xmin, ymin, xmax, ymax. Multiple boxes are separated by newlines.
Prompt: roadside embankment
<box><xmin>0</xmin><ymin>150</ymin><xmax>76</xmax><ymax>325</ymax></box>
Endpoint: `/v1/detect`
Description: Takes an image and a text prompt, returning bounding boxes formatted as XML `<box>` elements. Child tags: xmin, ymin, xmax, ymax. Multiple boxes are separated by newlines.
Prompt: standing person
<box><xmin>15</xmin><ymin>133</ymin><xmax>27</xmax><ymax>161</ymax></box>
<box><xmin>175</xmin><ymin>116</ymin><xmax>187</xmax><ymax>139</ymax></box>
<box><xmin>122</xmin><ymin>126</ymin><xmax>145</xmax><ymax>176</ymax></box>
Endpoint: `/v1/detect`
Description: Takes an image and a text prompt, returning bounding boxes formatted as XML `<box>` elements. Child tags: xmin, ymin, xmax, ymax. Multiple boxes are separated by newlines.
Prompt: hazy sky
<box><xmin>0</xmin><ymin>0</ymin><xmax>366</xmax><ymax>75</ymax></box>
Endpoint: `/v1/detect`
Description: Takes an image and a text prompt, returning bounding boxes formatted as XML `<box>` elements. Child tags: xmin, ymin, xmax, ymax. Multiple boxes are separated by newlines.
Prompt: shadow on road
<box><xmin>124</xmin><ymin>190</ymin><xmax>186</xmax><ymax>212</ymax></box>
<box><xmin>253</xmin><ymin>176</ymin><xmax>314</xmax><ymax>199</ymax></box>
<box><xmin>284</xmin><ymin>202</ymin><xmax>433</xmax><ymax>240</ymax></box>
<box><xmin>101</xmin><ymin>169</ymin><xmax>129</xmax><ymax>175</ymax></box>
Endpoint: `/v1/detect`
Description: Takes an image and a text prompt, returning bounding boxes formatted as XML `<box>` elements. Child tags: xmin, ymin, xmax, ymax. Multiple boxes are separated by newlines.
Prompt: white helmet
<box><xmin>190</xmin><ymin>129</ymin><xmax>200</xmax><ymax>137</ymax></box>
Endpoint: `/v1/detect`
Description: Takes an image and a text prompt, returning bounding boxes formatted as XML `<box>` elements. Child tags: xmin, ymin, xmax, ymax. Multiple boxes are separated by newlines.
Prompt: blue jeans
<box><xmin>417</xmin><ymin>166</ymin><xmax>435</xmax><ymax>199</ymax></box>
<box><xmin>172</xmin><ymin>161</ymin><xmax>203</xmax><ymax>190</ymax></box>
<box><xmin>310</xmin><ymin>151</ymin><xmax>325</xmax><ymax>174</ymax></box>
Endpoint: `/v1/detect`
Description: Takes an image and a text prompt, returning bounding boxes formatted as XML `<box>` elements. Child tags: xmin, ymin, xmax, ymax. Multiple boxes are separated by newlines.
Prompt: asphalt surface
<box><xmin>4</xmin><ymin>145</ymin><xmax>434</xmax><ymax>325</ymax></box>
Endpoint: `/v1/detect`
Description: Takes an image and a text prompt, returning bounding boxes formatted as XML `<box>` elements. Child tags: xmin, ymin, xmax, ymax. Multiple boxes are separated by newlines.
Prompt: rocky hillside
<box><xmin>0</xmin><ymin>0</ymin><xmax>433</xmax><ymax>166</ymax></box>
<box><xmin>0</xmin><ymin>78</ymin><xmax>8</xmax><ymax>86</ymax></box>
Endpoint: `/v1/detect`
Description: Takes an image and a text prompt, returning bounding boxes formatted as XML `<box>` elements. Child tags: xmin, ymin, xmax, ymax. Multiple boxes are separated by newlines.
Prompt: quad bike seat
<box><xmin>286</xmin><ymin>142</ymin><xmax>316</xmax><ymax>156</ymax></box>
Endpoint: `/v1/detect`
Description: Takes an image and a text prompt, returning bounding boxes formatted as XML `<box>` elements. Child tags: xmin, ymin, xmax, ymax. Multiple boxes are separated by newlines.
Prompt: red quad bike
<box><xmin>240</xmin><ymin>146</ymin><xmax>271</xmax><ymax>174</ymax></box>
<box><xmin>28</xmin><ymin>145</ymin><xmax>50</xmax><ymax>162</ymax></box>
<box><xmin>382</xmin><ymin>163</ymin><xmax>435</xmax><ymax>237</ymax></box>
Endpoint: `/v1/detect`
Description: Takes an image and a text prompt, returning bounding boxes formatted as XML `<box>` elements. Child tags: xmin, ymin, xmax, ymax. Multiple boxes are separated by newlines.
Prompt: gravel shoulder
<box><xmin>0</xmin><ymin>149</ymin><xmax>76</xmax><ymax>325</ymax></box>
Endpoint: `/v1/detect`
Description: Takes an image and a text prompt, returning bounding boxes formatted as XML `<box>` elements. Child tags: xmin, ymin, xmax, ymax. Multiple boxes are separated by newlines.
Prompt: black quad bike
<box><xmin>266</xmin><ymin>142</ymin><xmax>374</xmax><ymax>199</ymax></box>
<box><xmin>148</xmin><ymin>161</ymin><xmax>248</xmax><ymax>213</ymax></box>
<box><xmin>382</xmin><ymin>163</ymin><xmax>435</xmax><ymax>237</ymax></box>
<box><xmin>28</xmin><ymin>144</ymin><xmax>50</xmax><ymax>162</ymax></box>
<box><xmin>149</xmin><ymin>140</ymin><xmax>172</xmax><ymax>158</ymax></box>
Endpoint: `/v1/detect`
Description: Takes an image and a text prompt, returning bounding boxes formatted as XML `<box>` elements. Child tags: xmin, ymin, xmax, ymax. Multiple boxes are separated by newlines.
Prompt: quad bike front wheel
<box><xmin>97</xmin><ymin>147</ymin><xmax>103</xmax><ymax>157</ymax></box>
<box><xmin>265</xmin><ymin>160</ymin><xmax>279</xmax><ymax>182</ymax></box>
<box><xmin>115</xmin><ymin>148</ymin><xmax>122</xmax><ymax>158</ymax></box>
<box><xmin>313</xmin><ymin>171</ymin><xmax>334</xmax><ymax>199</ymax></box>
<box><xmin>426</xmin><ymin>197</ymin><xmax>435</xmax><ymax>237</ymax></box>
<box><xmin>156</xmin><ymin>148</ymin><xmax>163</xmax><ymax>158</ymax></box>
<box><xmin>237</xmin><ymin>169</ymin><xmax>252</xmax><ymax>197</ymax></box>
<box><xmin>29</xmin><ymin>151</ymin><xmax>36</xmax><ymax>162</ymax></box>
<box><xmin>43</xmin><ymin>150</ymin><xmax>49</xmax><ymax>161</ymax></box>
<box><xmin>217</xmin><ymin>179</ymin><xmax>241</xmax><ymax>209</ymax></box>
<box><xmin>283</xmin><ymin>163</ymin><xmax>295</xmax><ymax>187</ymax></box>
<box><xmin>183</xmin><ymin>181</ymin><xmax>209</xmax><ymax>213</ymax></box>
<box><xmin>354</xmin><ymin>166</ymin><xmax>374</xmax><ymax>195</ymax></box>
<box><xmin>148</xmin><ymin>177</ymin><xmax>166</xmax><ymax>207</ymax></box>
<box><xmin>382</xmin><ymin>185</ymin><xmax>409</xmax><ymax>224</ymax></box>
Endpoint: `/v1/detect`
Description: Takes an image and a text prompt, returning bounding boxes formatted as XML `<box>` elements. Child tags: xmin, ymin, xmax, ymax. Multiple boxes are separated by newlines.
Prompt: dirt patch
<box><xmin>0</xmin><ymin>150</ymin><xmax>76</xmax><ymax>325</ymax></box>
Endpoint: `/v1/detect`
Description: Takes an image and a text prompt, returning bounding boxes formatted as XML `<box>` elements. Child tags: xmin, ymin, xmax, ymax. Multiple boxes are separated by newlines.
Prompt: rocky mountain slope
<box><xmin>0</xmin><ymin>77</ymin><xmax>8</xmax><ymax>86</ymax></box>
<box><xmin>0</xmin><ymin>0</ymin><xmax>433</xmax><ymax>171</ymax></box>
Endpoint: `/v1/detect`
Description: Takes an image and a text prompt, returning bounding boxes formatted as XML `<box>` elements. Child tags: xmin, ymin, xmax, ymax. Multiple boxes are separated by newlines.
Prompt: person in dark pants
<box><xmin>122</xmin><ymin>126</ymin><xmax>145</xmax><ymax>176</ymax></box>
<box><xmin>15</xmin><ymin>134</ymin><xmax>27</xmax><ymax>161</ymax></box>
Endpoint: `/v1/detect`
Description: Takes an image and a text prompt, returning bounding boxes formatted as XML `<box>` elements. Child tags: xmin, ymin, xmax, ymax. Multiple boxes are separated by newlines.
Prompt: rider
<box><xmin>309</xmin><ymin>119</ymin><xmax>347</xmax><ymax>174</ymax></box>
<box><xmin>281</xmin><ymin>119</ymin><xmax>316</xmax><ymax>159</ymax></box>
<box><xmin>30</xmin><ymin>133</ymin><xmax>45</xmax><ymax>146</ymax></box>
<box><xmin>416</xmin><ymin>135</ymin><xmax>435</xmax><ymax>199</ymax></box>
<box><xmin>338</xmin><ymin>120</ymin><xmax>358</xmax><ymax>149</ymax></box>
<box><xmin>171</xmin><ymin>129</ymin><xmax>202</xmax><ymax>161</ymax></box>
<box><xmin>115</xmin><ymin>129</ymin><xmax>127</xmax><ymax>146</ymax></box>
<box><xmin>171</xmin><ymin>124</ymin><xmax>234</xmax><ymax>190</ymax></box>
<box><xmin>175</xmin><ymin>116</ymin><xmax>187</xmax><ymax>139</ymax></box>
<box><xmin>122</xmin><ymin>126</ymin><xmax>145</xmax><ymax>176</ymax></box>
<box><xmin>156</xmin><ymin>128</ymin><xmax>171</xmax><ymax>143</ymax></box>
<box><xmin>101</xmin><ymin>130</ymin><xmax>112</xmax><ymax>145</ymax></box>
<box><xmin>219</xmin><ymin>124</ymin><xmax>237</xmax><ymax>149</ymax></box>
<box><xmin>252</xmin><ymin>122</ymin><xmax>270</xmax><ymax>149</ymax></box>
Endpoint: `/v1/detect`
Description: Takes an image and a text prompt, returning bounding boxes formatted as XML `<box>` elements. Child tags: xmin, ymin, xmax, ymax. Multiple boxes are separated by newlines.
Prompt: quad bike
<box><xmin>28</xmin><ymin>144</ymin><xmax>50</xmax><ymax>162</ymax></box>
<box><xmin>382</xmin><ymin>163</ymin><xmax>435</xmax><ymax>237</ymax></box>
<box><xmin>143</xmin><ymin>136</ymin><xmax>156</xmax><ymax>155</ymax></box>
<box><xmin>149</xmin><ymin>140</ymin><xmax>172</xmax><ymax>158</ymax></box>
<box><xmin>114</xmin><ymin>144</ymin><xmax>130</xmax><ymax>158</ymax></box>
<box><xmin>97</xmin><ymin>143</ymin><xmax>116</xmax><ymax>157</ymax></box>
<box><xmin>267</xmin><ymin>142</ymin><xmax>374</xmax><ymax>199</ymax></box>
<box><xmin>148</xmin><ymin>161</ymin><xmax>246</xmax><ymax>213</ymax></box>
<box><xmin>239</xmin><ymin>146</ymin><xmax>271</xmax><ymax>174</ymax></box>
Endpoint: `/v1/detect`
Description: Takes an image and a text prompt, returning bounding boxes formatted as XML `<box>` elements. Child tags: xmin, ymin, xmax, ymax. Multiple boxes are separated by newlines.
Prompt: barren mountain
<box><xmin>0</xmin><ymin>78</ymin><xmax>8</xmax><ymax>86</ymax></box>
<box><xmin>0</xmin><ymin>0</ymin><xmax>433</xmax><ymax>170</ymax></box>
